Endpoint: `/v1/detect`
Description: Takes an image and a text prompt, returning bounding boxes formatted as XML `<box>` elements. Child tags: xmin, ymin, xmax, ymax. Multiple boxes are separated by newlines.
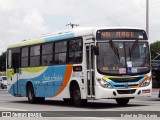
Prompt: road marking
<box><xmin>0</xmin><ymin>107</ymin><xmax>27</xmax><ymax>111</ymax></box>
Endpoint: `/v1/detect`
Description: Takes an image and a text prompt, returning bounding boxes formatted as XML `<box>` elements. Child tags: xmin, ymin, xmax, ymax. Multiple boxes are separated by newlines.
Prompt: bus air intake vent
<box><xmin>117</xmin><ymin>89</ymin><xmax>136</xmax><ymax>94</ymax></box>
<box><xmin>110</xmin><ymin>77</ymin><xmax>142</xmax><ymax>83</ymax></box>
<box><xmin>114</xmin><ymin>84</ymin><xmax>139</xmax><ymax>88</ymax></box>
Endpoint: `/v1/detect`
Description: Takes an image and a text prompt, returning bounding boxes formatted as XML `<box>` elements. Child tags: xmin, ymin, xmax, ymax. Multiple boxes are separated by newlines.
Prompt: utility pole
<box><xmin>66</xmin><ymin>23</ymin><xmax>79</xmax><ymax>28</ymax></box>
<box><xmin>146</xmin><ymin>0</ymin><xmax>149</xmax><ymax>37</ymax></box>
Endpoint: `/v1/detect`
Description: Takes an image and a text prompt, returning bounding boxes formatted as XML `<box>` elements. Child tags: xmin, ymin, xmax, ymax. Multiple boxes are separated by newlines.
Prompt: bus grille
<box><xmin>114</xmin><ymin>84</ymin><xmax>139</xmax><ymax>88</ymax></box>
<box><xmin>117</xmin><ymin>89</ymin><xmax>136</xmax><ymax>94</ymax></box>
<box><xmin>110</xmin><ymin>77</ymin><xmax>142</xmax><ymax>83</ymax></box>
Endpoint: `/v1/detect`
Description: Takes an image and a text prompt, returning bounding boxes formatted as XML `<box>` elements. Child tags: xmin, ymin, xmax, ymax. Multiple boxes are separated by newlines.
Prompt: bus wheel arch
<box><xmin>26</xmin><ymin>82</ymin><xmax>36</xmax><ymax>103</ymax></box>
<box><xmin>26</xmin><ymin>82</ymin><xmax>45</xmax><ymax>103</ymax></box>
<box><xmin>69</xmin><ymin>80</ymin><xmax>87</xmax><ymax>107</ymax></box>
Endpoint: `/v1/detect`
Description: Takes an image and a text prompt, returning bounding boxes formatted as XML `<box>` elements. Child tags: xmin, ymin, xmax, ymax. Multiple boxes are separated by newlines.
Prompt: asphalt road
<box><xmin>0</xmin><ymin>89</ymin><xmax>160</xmax><ymax>120</ymax></box>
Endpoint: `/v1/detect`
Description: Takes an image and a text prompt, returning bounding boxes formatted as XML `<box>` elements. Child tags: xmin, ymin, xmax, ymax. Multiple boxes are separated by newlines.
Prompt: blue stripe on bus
<box><xmin>109</xmin><ymin>77</ymin><xmax>144</xmax><ymax>89</ymax></box>
<box><xmin>45</xmin><ymin>33</ymin><xmax>74</xmax><ymax>42</ymax></box>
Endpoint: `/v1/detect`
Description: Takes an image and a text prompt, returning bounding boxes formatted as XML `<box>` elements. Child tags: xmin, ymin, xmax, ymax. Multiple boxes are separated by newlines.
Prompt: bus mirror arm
<box><xmin>92</xmin><ymin>45</ymin><xmax>99</xmax><ymax>55</ymax></box>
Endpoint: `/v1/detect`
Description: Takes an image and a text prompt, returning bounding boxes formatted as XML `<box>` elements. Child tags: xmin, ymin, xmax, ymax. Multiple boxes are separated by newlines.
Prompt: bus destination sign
<box><xmin>96</xmin><ymin>29</ymin><xmax>147</xmax><ymax>40</ymax></box>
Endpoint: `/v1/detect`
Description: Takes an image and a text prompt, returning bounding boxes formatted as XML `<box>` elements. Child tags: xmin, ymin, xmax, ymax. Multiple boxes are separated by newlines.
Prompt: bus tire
<box><xmin>71</xmin><ymin>84</ymin><xmax>87</xmax><ymax>107</ymax></box>
<box><xmin>27</xmin><ymin>84</ymin><xmax>45</xmax><ymax>103</ymax></box>
<box><xmin>116</xmin><ymin>98</ymin><xmax>130</xmax><ymax>105</ymax></box>
<box><xmin>27</xmin><ymin>84</ymin><xmax>37</xmax><ymax>103</ymax></box>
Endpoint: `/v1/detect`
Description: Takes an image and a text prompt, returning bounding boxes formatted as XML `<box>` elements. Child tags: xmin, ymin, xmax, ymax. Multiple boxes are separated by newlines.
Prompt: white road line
<box><xmin>0</xmin><ymin>107</ymin><xmax>27</xmax><ymax>111</ymax></box>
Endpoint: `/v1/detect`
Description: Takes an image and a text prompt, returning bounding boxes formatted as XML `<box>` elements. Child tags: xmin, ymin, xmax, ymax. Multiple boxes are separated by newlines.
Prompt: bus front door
<box><xmin>12</xmin><ymin>52</ymin><xmax>21</xmax><ymax>96</ymax></box>
<box><xmin>86</xmin><ymin>43</ymin><xmax>95</xmax><ymax>98</ymax></box>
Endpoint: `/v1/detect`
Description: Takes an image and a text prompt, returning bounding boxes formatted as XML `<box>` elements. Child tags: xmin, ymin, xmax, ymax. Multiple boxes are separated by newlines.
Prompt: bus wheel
<box><xmin>27</xmin><ymin>84</ymin><xmax>45</xmax><ymax>103</ymax></box>
<box><xmin>27</xmin><ymin>84</ymin><xmax>36</xmax><ymax>103</ymax></box>
<box><xmin>71</xmin><ymin>84</ymin><xmax>87</xmax><ymax>107</ymax></box>
<box><xmin>116</xmin><ymin>98</ymin><xmax>130</xmax><ymax>105</ymax></box>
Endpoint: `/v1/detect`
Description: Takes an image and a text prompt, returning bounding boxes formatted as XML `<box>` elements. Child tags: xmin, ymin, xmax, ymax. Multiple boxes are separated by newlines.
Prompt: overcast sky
<box><xmin>0</xmin><ymin>0</ymin><xmax>160</xmax><ymax>54</ymax></box>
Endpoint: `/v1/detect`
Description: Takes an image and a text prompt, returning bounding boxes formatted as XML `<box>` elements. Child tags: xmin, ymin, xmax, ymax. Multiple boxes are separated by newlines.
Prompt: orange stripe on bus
<box><xmin>137</xmin><ymin>75</ymin><xmax>149</xmax><ymax>87</ymax></box>
<box><xmin>53</xmin><ymin>65</ymin><xmax>73</xmax><ymax>97</ymax></box>
<box><xmin>130</xmin><ymin>75</ymin><xmax>149</xmax><ymax>88</ymax></box>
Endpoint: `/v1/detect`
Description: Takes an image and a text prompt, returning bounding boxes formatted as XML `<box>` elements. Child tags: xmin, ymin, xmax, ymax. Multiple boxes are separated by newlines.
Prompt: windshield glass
<box><xmin>97</xmin><ymin>41</ymin><xmax>150</xmax><ymax>75</ymax></box>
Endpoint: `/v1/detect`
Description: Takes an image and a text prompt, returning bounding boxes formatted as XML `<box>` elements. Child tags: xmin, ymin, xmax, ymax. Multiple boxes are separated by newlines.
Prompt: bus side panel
<box><xmin>18</xmin><ymin>66</ymin><xmax>55</xmax><ymax>97</ymax></box>
<box><xmin>52</xmin><ymin>65</ymin><xmax>73</xmax><ymax>98</ymax></box>
<box><xmin>7</xmin><ymin>68</ymin><xmax>19</xmax><ymax>96</ymax></box>
<box><xmin>9</xmin><ymin>65</ymin><xmax>73</xmax><ymax>98</ymax></box>
<box><xmin>19</xmin><ymin>80</ymin><xmax>28</xmax><ymax>97</ymax></box>
<box><xmin>34</xmin><ymin>65</ymin><xmax>68</xmax><ymax>97</ymax></box>
<box><xmin>7</xmin><ymin>69</ymin><xmax>14</xmax><ymax>95</ymax></box>
<box><xmin>53</xmin><ymin>65</ymin><xmax>87</xmax><ymax>100</ymax></box>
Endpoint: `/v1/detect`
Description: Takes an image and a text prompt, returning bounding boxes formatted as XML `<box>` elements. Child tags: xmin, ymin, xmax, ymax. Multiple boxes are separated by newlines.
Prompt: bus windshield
<box><xmin>97</xmin><ymin>41</ymin><xmax>150</xmax><ymax>75</ymax></box>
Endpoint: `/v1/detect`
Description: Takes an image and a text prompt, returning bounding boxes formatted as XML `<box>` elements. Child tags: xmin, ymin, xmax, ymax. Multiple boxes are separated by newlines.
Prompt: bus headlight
<box><xmin>140</xmin><ymin>79</ymin><xmax>151</xmax><ymax>87</ymax></box>
<box><xmin>97</xmin><ymin>78</ymin><xmax>112</xmax><ymax>88</ymax></box>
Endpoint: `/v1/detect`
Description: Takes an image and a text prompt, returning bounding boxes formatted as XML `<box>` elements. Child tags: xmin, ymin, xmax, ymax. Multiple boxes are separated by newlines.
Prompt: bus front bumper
<box><xmin>95</xmin><ymin>84</ymin><xmax>152</xmax><ymax>99</ymax></box>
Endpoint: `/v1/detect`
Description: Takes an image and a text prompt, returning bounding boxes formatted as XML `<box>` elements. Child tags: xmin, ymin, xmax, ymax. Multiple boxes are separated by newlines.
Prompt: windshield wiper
<box><xmin>130</xmin><ymin>40</ymin><xmax>138</xmax><ymax>56</ymax></box>
<box><xmin>109</xmin><ymin>40</ymin><xmax>120</xmax><ymax>60</ymax></box>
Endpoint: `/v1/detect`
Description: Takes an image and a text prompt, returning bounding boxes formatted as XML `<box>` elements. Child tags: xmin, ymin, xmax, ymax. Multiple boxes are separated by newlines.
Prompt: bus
<box><xmin>7</xmin><ymin>27</ymin><xmax>152</xmax><ymax>106</ymax></box>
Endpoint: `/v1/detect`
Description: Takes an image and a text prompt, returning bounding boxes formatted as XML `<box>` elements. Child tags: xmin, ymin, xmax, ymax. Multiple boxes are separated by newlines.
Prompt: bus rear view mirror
<box><xmin>92</xmin><ymin>45</ymin><xmax>99</xmax><ymax>55</ymax></box>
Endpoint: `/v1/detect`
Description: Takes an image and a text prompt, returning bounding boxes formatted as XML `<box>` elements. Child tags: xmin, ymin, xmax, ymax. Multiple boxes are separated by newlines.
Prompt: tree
<box><xmin>0</xmin><ymin>51</ymin><xmax>6</xmax><ymax>71</ymax></box>
<box><xmin>150</xmin><ymin>41</ymin><xmax>160</xmax><ymax>60</ymax></box>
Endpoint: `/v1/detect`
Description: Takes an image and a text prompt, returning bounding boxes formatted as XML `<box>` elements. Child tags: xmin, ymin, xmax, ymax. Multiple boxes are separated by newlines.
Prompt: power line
<box><xmin>80</xmin><ymin>2</ymin><xmax>160</xmax><ymax>27</ymax></box>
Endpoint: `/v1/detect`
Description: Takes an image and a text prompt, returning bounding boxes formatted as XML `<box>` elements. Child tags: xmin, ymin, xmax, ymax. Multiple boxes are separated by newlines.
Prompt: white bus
<box><xmin>7</xmin><ymin>27</ymin><xmax>152</xmax><ymax>106</ymax></box>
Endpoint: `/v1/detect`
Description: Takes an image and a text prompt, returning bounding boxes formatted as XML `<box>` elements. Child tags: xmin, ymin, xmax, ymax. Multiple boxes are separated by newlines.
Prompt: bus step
<box><xmin>87</xmin><ymin>97</ymin><xmax>96</xmax><ymax>100</ymax></box>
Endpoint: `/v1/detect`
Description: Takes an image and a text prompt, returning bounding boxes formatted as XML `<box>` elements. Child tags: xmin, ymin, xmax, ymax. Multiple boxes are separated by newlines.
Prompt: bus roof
<box><xmin>8</xmin><ymin>27</ymin><xmax>146</xmax><ymax>49</ymax></box>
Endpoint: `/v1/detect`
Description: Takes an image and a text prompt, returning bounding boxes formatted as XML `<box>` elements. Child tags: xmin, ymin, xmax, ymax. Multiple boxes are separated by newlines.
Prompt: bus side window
<box><xmin>42</xmin><ymin>43</ymin><xmax>53</xmax><ymax>66</ymax></box>
<box><xmin>21</xmin><ymin>47</ymin><xmax>29</xmax><ymax>67</ymax></box>
<box><xmin>10</xmin><ymin>48</ymin><xmax>20</xmax><ymax>73</ymax></box>
<box><xmin>10</xmin><ymin>48</ymin><xmax>20</xmax><ymax>69</ymax></box>
<box><xmin>30</xmin><ymin>45</ymin><xmax>40</xmax><ymax>67</ymax></box>
<box><xmin>68</xmin><ymin>38</ymin><xmax>83</xmax><ymax>64</ymax></box>
<box><xmin>12</xmin><ymin>53</ymin><xmax>20</xmax><ymax>68</ymax></box>
<box><xmin>54</xmin><ymin>41</ymin><xmax>67</xmax><ymax>64</ymax></box>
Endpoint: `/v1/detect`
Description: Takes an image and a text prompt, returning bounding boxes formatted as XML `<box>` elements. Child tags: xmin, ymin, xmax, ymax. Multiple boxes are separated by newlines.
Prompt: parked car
<box><xmin>0</xmin><ymin>76</ymin><xmax>7</xmax><ymax>89</ymax></box>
